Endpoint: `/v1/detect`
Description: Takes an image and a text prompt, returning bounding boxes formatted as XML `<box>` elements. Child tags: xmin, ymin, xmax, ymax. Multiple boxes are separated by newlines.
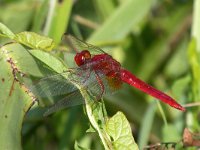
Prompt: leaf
<box><xmin>93</xmin><ymin>0</ymin><xmax>116</xmax><ymax>20</ymax></box>
<box><xmin>29</xmin><ymin>50</ymin><xmax>67</xmax><ymax>73</ymax></box>
<box><xmin>74</xmin><ymin>141</ymin><xmax>90</xmax><ymax>150</ymax></box>
<box><xmin>0</xmin><ymin>22</ymin><xmax>56</xmax><ymax>51</ymax></box>
<box><xmin>46</xmin><ymin>0</ymin><xmax>73</xmax><ymax>44</ymax></box>
<box><xmin>86</xmin><ymin>125</ymin><xmax>96</xmax><ymax>133</ymax></box>
<box><xmin>0</xmin><ymin>2</ymin><xmax>34</xmax><ymax>33</ymax></box>
<box><xmin>192</xmin><ymin>0</ymin><xmax>200</xmax><ymax>51</ymax></box>
<box><xmin>162</xmin><ymin>124</ymin><xmax>180</xmax><ymax>142</ymax></box>
<box><xmin>137</xmin><ymin>4</ymin><xmax>191</xmax><ymax>80</ymax></box>
<box><xmin>172</xmin><ymin>75</ymin><xmax>191</xmax><ymax>100</ymax></box>
<box><xmin>83</xmin><ymin>96</ymin><xmax>112</xmax><ymax>150</ymax></box>
<box><xmin>188</xmin><ymin>39</ymin><xmax>200</xmax><ymax>101</ymax></box>
<box><xmin>1</xmin><ymin>43</ymin><xmax>44</xmax><ymax>77</ymax></box>
<box><xmin>0</xmin><ymin>22</ymin><xmax>15</xmax><ymax>38</ymax></box>
<box><xmin>106</xmin><ymin>112</ymin><xmax>138</xmax><ymax>150</ymax></box>
<box><xmin>0</xmin><ymin>44</ymin><xmax>34</xmax><ymax>150</ymax></box>
<box><xmin>14</xmin><ymin>32</ymin><xmax>55</xmax><ymax>51</ymax></box>
<box><xmin>31</xmin><ymin>0</ymin><xmax>49</xmax><ymax>32</ymax></box>
<box><xmin>88</xmin><ymin>0</ymin><xmax>155</xmax><ymax>43</ymax></box>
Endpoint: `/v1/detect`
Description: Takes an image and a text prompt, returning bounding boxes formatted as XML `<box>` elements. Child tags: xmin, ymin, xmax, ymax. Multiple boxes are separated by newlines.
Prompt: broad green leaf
<box><xmin>0</xmin><ymin>44</ymin><xmax>34</xmax><ymax>150</ymax></box>
<box><xmin>1</xmin><ymin>43</ymin><xmax>44</xmax><ymax>77</ymax></box>
<box><xmin>29</xmin><ymin>50</ymin><xmax>67</xmax><ymax>74</ymax></box>
<box><xmin>14</xmin><ymin>32</ymin><xmax>55</xmax><ymax>51</ymax></box>
<box><xmin>89</xmin><ymin>0</ymin><xmax>155</xmax><ymax>43</ymax></box>
<box><xmin>0</xmin><ymin>22</ymin><xmax>56</xmax><ymax>51</ymax></box>
<box><xmin>1</xmin><ymin>44</ymin><xmax>70</xmax><ymax>111</ymax></box>
<box><xmin>0</xmin><ymin>22</ymin><xmax>15</xmax><ymax>38</ymax></box>
<box><xmin>106</xmin><ymin>112</ymin><xmax>138</xmax><ymax>150</ymax></box>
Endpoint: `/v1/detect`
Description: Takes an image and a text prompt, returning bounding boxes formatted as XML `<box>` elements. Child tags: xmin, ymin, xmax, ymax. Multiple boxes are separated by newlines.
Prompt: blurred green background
<box><xmin>0</xmin><ymin>0</ymin><xmax>199</xmax><ymax>149</ymax></box>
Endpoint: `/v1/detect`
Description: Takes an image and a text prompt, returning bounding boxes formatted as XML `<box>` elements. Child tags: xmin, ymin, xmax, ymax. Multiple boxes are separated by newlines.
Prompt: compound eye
<box><xmin>83</xmin><ymin>50</ymin><xmax>91</xmax><ymax>59</ymax></box>
<box><xmin>74</xmin><ymin>53</ymin><xmax>85</xmax><ymax>66</ymax></box>
<box><xmin>74</xmin><ymin>50</ymin><xmax>91</xmax><ymax>66</ymax></box>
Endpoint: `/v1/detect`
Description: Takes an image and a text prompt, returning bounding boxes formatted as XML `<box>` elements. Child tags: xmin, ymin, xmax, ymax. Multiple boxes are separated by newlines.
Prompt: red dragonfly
<box><xmin>31</xmin><ymin>35</ymin><xmax>185</xmax><ymax>116</ymax></box>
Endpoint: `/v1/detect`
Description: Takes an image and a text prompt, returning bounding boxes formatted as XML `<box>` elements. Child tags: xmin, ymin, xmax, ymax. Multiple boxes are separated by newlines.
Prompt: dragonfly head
<box><xmin>74</xmin><ymin>50</ymin><xmax>91</xmax><ymax>66</ymax></box>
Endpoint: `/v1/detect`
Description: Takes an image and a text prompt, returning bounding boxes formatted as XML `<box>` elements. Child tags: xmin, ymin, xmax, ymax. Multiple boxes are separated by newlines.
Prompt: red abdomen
<box><xmin>120</xmin><ymin>69</ymin><xmax>185</xmax><ymax>111</ymax></box>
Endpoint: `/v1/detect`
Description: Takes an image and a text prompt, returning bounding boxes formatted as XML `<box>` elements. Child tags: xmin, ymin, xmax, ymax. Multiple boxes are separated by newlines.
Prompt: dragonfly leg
<box><xmin>66</xmin><ymin>68</ymin><xmax>85</xmax><ymax>84</ymax></box>
<box><xmin>67</xmin><ymin>70</ymin><xmax>79</xmax><ymax>84</ymax></box>
<box><xmin>82</xmin><ymin>70</ymin><xmax>92</xmax><ymax>84</ymax></box>
<box><xmin>94</xmin><ymin>72</ymin><xmax>104</xmax><ymax>100</ymax></box>
<box><xmin>68</xmin><ymin>67</ymin><xmax>91</xmax><ymax>85</ymax></box>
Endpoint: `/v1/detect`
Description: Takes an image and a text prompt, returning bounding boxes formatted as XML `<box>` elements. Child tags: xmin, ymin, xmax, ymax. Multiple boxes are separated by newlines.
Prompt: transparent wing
<box><xmin>62</xmin><ymin>34</ymin><xmax>105</xmax><ymax>55</ymax></box>
<box><xmin>31</xmin><ymin>72</ymin><xmax>74</xmax><ymax>98</ymax></box>
<box><xmin>43</xmin><ymin>71</ymin><xmax>107</xmax><ymax>116</ymax></box>
<box><xmin>29</xmin><ymin>68</ymin><xmax>88</xmax><ymax>108</ymax></box>
<box><xmin>30</xmin><ymin>68</ymin><xmax>103</xmax><ymax>115</ymax></box>
<box><xmin>30</xmin><ymin>67</ymin><xmax>122</xmax><ymax>116</ymax></box>
<box><xmin>43</xmin><ymin>89</ymin><xmax>85</xmax><ymax>116</ymax></box>
<box><xmin>81</xmin><ymin>70</ymin><xmax>122</xmax><ymax>97</ymax></box>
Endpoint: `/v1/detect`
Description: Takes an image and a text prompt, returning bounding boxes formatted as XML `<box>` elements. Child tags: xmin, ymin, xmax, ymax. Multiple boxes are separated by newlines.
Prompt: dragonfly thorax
<box><xmin>91</xmin><ymin>54</ymin><xmax>121</xmax><ymax>77</ymax></box>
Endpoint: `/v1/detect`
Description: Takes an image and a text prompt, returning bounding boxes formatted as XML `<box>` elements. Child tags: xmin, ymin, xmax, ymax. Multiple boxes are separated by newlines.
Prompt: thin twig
<box><xmin>73</xmin><ymin>15</ymin><xmax>100</xmax><ymax>29</ymax></box>
<box><xmin>183</xmin><ymin>102</ymin><xmax>200</xmax><ymax>108</ymax></box>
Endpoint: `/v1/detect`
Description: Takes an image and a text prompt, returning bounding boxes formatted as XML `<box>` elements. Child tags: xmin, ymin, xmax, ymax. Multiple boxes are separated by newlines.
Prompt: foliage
<box><xmin>0</xmin><ymin>0</ymin><xmax>199</xmax><ymax>150</ymax></box>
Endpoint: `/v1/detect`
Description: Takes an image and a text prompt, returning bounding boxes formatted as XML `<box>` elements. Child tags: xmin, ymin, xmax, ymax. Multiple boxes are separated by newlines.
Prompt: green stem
<box><xmin>43</xmin><ymin>0</ymin><xmax>56</xmax><ymax>35</ymax></box>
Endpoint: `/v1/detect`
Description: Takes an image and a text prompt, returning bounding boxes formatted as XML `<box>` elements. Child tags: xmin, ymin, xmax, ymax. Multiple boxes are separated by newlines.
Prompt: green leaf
<box><xmin>162</xmin><ymin>124</ymin><xmax>180</xmax><ymax>142</ymax></box>
<box><xmin>106</xmin><ymin>112</ymin><xmax>138</xmax><ymax>150</ymax></box>
<box><xmin>188</xmin><ymin>39</ymin><xmax>200</xmax><ymax>101</ymax></box>
<box><xmin>137</xmin><ymin>4</ymin><xmax>191</xmax><ymax>80</ymax></box>
<box><xmin>83</xmin><ymin>96</ymin><xmax>112</xmax><ymax>150</ymax></box>
<box><xmin>46</xmin><ymin>0</ymin><xmax>73</xmax><ymax>44</ymax></box>
<box><xmin>0</xmin><ymin>23</ymin><xmax>55</xmax><ymax>51</ymax></box>
<box><xmin>74</xmin><ymin>141</ymin><xmax>90</xmax><ymax>150</ymax></box>
<box><xmin>93</xmin><ymin>0</ymin><xmax>116</xmax><ymax>20</ymax></box>
<box><xmin>172</xmin><ymin>75</ymin><xmax>191</xmax><ymax>100</ymax></box>
<box><xmin>1</xmin><ymin>43</ymin><xmax>44</xmax><ymax>77</ymax></box>
<box><xmin>88</xmin><ymin>0</ymin><xmax>155</xmax><ymax>43</ymax></box>
<box><xmin>14</xmin><ymin>32</ymin><xmax>55</xmax><ymax>51</ymax></box>
<box><xmin>192</xmin><ymin>0</ymin><xmax>200</xmax><ymax>51</ymax></box>
<box><xmin>86</xmin><ymin>125</ymin><xmax>96</xmax><ymax>133</ymax></box>
<box><xmin>0</xmin><ymin>22</ymin><xmax>15</xmax><ymax>38</ymax></box>
<box><xmin>29</xmin><ymin>50</ymin><xmax>67</xmax><ymax>73</ymax></box>
<box><xmin>0</xmin><ymin>1</ymin><xmax>34</xmax><ymax>33</ymax></box>
<box><xmin>31</xmin><ymin>0</ymin><xmax>49</xmax><ymax>32</ymax></box>
<box><xmin>0</xmin><ymin>44</ymin><xmax>34</xmax><ymax>150</ymax></box>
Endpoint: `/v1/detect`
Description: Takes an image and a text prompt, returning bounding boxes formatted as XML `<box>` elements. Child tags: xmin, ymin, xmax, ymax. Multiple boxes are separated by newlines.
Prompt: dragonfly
<box><xmin>31</xmin><ymin>35</ymin><xmax>185</xmax><ymax>116</ymax></box>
